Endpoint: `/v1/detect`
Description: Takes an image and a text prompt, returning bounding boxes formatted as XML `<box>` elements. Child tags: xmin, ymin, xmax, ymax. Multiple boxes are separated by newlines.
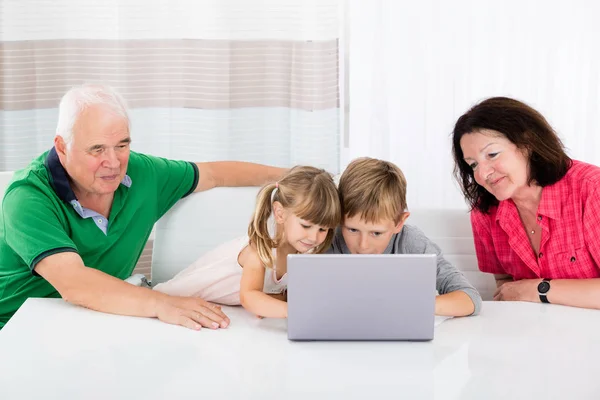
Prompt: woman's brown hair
<box><xmin>452</xmin><ymin>97</ymin><xmax>572</xmax><ymax>213</ymax></box>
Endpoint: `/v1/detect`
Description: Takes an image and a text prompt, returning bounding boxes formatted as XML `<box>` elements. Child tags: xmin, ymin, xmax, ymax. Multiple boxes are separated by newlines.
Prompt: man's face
<box><xmin>341</xmin><ymin>213</ymin><xmax>409</xmax><ymax>254</ymax></box>
<box><xmin>56</xmin><ymin>104</ymin><xmax>130</xmax><ymax>198</ymax></box>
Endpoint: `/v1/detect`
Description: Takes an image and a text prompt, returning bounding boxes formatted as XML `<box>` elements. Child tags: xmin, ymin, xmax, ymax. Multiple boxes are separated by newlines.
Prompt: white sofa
<box><xmin>0</xmin><ymin>171</ymin><xmax>13</xmax><ymax>206</ymax></box>
<box><xmin>152</xmin><ymin>187</ymin><xmax>496</xmax><ymax>300</ymax></box>
<box><xmin>1</xmin><ymin>173</ymin><xmax>496</xmax><ymax>300</ymax></box>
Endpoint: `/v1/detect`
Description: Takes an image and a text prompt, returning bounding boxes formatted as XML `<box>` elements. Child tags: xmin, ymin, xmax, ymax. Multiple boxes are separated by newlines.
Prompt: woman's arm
<box><xmin>238</xmin><ymin>247</ymin><xmax>288</xmax><ymax>318</ymax></box>
<box><xmin>494</xmin><ymin>273</ymin><xmax>514</xmax><ymax>288</ymax></box>
<box><xmin>547</xmin><ymin>279</ymin><xmax>600</xmax><ymax>309</ymax></box>
<box><xmin>494</xmin><ymin>278</ymin><xmax>600</xmax><ymax>309</ymax></box>
<box><xmin>521</xmin><ymin>185</ymin><xmax>600</xmax><ymax>308</ymax></box>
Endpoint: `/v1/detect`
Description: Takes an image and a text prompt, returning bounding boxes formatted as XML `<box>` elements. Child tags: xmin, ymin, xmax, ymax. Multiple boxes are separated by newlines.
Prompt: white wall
<box><xmin>345</xmin><ymin>0</ymin><xmax>600</xmax><ymax>209</ymax></box>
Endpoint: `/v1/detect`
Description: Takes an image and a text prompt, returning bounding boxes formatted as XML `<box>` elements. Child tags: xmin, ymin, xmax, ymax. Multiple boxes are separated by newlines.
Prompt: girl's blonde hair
<box><xmin>248</xmin><ymin>166</ymin><xmax>341</xmax><ymax>268</ymax></box>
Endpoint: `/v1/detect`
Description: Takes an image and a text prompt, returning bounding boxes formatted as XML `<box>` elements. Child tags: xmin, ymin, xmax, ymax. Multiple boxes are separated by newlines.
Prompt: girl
<box><xmin>153</xmin><ymin>166</ymin><xmax>341</xmax><ymax>318</ymax></box>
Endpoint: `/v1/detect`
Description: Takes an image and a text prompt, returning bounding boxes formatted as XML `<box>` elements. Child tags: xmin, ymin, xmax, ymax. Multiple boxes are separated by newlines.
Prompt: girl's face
<box><xmin>273</xmin><ymin>203</ymin><xmax>330</xmax><ymax>253</ymax></box>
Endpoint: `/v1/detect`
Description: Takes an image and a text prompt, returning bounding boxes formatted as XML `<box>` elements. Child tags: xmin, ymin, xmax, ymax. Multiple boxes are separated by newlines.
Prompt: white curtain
<box><xmin>346</xmin><ymin>0</ymin><xmax>600</xmax><ymax>209</ymax></box>
<box><xmin>0</xmin><ymin>0</ymin><xmax>342</xmax><ymax>173</ymax></box>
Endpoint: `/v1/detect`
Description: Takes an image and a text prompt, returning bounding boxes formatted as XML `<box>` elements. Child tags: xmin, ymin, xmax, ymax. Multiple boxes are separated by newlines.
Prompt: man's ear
<box><xmin>54</xmin><ymin>135</ymin><xmax>67</xmax><ymax>158</ymax></box>
<box><xmin>272</xmin><ymin>201</ymin><xmax>287</xmax><ymax>224</ymax></box>
<box><xmin>393</xmin><ymin>211</ymin><xmax>410</xmax><ymax>234</ymax></box>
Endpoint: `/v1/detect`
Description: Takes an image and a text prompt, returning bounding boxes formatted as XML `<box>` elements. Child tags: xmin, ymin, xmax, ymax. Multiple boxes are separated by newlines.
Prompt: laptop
<box><xmin>286</xmin><ymin>254</ymin><xmax>436</xmax><ymax>341</ymax></box>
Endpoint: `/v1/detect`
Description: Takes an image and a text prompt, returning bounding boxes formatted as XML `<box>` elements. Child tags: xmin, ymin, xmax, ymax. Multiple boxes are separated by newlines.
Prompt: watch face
<box><xmin>538</xmin><ymin>281</ymin><xmax>550</xmax><ymax>294</ymax></box>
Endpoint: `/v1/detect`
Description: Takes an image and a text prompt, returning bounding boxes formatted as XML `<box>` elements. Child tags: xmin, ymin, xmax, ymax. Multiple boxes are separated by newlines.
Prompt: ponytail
<box><xmin>248</xmin><ymin>183</ymin><xmax>280</xmax><ymax>268</ymax></box>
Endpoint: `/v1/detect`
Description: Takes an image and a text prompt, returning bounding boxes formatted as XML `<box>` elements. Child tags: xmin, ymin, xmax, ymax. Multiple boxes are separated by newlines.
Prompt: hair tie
<box><xmin>271</xmin><ymin>182</ymin><xmax>279</xmax><ymax>203</ymax></box>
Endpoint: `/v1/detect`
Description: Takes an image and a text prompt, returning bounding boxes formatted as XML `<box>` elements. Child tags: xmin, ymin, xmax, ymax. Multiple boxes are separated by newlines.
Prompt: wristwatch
<box><xmin>537</xmin><ymin>279</ymin><xmax>552</xmax><ymax>303</ymax></box>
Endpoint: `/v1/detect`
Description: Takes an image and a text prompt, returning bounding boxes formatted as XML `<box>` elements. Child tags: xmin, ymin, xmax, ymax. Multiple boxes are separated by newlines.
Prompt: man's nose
<box><xmin>102</xmin><ymin>148</ymin><xmax>120</xmax><ymax>168</ymax></box>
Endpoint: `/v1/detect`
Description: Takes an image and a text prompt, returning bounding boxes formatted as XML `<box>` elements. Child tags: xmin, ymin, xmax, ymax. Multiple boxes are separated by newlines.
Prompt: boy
<box><xmin>329</xmin><ymin>157</ymin><xmax>481</xmax><ymax>316</ymax></box>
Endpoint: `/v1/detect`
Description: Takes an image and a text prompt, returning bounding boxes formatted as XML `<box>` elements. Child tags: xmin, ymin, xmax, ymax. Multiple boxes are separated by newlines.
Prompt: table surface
<box><xmin>1</xmin><ymin>298</ymin><xmax>599</xmax><ymax>400</ymax></box>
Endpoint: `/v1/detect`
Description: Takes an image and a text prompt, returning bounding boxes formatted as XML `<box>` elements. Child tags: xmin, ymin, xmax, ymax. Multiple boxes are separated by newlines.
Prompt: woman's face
<box><xmin>460</xmin><ymin>129</ymin><xmax>530</xmax><ymax>202</ymax></box>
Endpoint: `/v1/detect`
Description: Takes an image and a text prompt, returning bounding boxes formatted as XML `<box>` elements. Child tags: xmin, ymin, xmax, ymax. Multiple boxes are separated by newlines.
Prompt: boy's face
<box><xmin>341</xmin><ymin>213</ymin><xmax>409</xmax><ymax>254</ymax></box>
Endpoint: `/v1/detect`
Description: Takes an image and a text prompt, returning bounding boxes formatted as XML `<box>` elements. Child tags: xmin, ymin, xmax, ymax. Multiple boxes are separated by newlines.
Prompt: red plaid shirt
<box><xmin>471</xmin><ymin>160</ymin><xmax>600</xmax><ymax>280</ymax></box>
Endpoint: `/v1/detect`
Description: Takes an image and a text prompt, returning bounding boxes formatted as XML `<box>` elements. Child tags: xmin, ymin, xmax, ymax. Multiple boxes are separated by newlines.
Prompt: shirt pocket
<box><xmin>551</xmin><ymin>247</ymin><xmax>598</xmax><ymax>279</ymax></box>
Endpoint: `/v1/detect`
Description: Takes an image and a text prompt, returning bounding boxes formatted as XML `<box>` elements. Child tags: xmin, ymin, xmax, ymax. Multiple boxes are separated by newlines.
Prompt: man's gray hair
<box><xmin>56</xmin><ymin>84</ymin><xmax>130</xmax><ymax>145</ymax></box>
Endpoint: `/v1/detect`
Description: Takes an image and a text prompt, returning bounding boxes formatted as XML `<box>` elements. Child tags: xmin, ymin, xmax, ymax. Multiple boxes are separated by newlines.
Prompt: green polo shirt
<box><xmin>0</xmin><ymin>148</ymin><xmax>198</xmax><ymax>329</ymax></box>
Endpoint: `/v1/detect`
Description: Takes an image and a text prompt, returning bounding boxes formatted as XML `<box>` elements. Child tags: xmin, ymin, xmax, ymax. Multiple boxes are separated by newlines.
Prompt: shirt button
<box><xmin>537</xmin><ymin>215</ymin><xmax>543</xmax><ymax>221</ymax></box>
<box><xmin>570</xmin><ymin>256</ymin><xmax>576</xmax><ymax>262</ymax></box>
<box><xmin>97</xmin><ymin>219</ymin><xmax>103</xmax><ymax>224</ymax></box>
<box><xmin>539</xmin><ymin>252</ymin><xmax>543</xmax><ymax>258</ymax></box>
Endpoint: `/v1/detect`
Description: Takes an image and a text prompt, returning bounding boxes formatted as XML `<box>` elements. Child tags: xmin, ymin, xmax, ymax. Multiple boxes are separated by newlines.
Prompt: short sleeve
<box><xmin>130</xmin><ymin>152</ymin><xmax>199</xmax><ymax>220</ymax></box>
<box><xmin>583</xmin><ymin>186</ymin><xmax>600</xmax><ymax>267</ymax></box>
<box><xmin>471</xmin><ymin>210</ymin><xmax>505</xmax><ymax>274</ymax></box>
<box><xmin>2</xmin><ymin>185</ymin><xmax>77</xmax><ymax>273</ymax></box>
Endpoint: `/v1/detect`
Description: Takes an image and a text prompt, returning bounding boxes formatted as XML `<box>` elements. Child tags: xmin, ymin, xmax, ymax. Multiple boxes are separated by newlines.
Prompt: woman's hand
<box><xmin>493</xmin><ymin>279</ymin><xmax>539</xmax><ymax>302</ymax></box>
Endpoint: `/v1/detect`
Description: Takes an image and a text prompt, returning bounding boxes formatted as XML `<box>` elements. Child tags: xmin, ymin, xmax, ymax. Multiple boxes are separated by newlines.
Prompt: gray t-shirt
<box><xmin>328</xmin><ymin>224</ymin><xmax>482</xmax><ymax>315</ymax></box>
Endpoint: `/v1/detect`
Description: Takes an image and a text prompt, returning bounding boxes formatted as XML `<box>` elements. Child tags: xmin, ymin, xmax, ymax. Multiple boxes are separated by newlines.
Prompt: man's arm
<box><xmin>35</xmin><ymin>252</ymin><xmax>230</xmax><ymax>330</ymax></box>
<box><xmin>194</xmin><ymin>161</ymin><xmax>287</xmax><ymax>193</ymax></box>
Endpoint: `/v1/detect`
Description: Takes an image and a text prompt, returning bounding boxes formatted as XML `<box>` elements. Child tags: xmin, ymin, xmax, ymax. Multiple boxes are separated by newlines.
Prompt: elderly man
<box><xmin>0</xmin><ymin>84</ymin><xmax>285</xmax><ymax>330</ymax></box>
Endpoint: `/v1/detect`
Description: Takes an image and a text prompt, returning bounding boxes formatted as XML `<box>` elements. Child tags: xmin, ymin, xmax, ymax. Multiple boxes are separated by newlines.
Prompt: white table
<box><xmin>1</xmin><ymin>299</ymin><xmax>599</xmax><ymax>400</ymax></box>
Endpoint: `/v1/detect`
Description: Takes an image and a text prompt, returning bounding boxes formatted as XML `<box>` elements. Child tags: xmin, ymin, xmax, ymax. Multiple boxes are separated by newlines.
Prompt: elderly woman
<box><xmin>452</xmin><ymin>97</ymin><xmax>600</xmax><ymax>308</ymax></box>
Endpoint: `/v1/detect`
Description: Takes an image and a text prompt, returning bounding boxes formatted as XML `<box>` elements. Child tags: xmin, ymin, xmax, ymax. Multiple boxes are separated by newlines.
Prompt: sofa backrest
<box><xmin>152</xmin><ymin>187</ymin><xmax>260</xmax><ymax>286</ymax></box>
<box><xmin>152</xmin><ymin>187</ymin><xmax>496</xmax><ymax>300</ymax></box>
<box><xmin>408</xmin><ymin>210</ymin><xmax>495</xmax><ymax>300</ymax></box>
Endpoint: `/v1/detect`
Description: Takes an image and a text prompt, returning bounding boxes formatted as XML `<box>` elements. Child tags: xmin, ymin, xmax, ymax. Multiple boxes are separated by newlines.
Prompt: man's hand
<box><xmin>155</xmin><ymin>295</ymin><xmax>231</xmax><ymax>330</ymax></box>
<box><xmin>493</xmin><ymin>279</ymin><xmax>539</xmax><ymax>302</ymax></box>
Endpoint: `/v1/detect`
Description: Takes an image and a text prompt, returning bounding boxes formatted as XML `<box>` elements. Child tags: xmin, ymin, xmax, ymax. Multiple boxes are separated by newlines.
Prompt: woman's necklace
<box><xmin>517</xmin><ymin>207</ymin><xmax>539</xmax><ymax>236</ymax></box>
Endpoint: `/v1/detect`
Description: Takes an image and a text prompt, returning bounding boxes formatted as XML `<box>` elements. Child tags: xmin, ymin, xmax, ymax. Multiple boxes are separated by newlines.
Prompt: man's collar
<box><xmin>44</xmin><ymin>147</ymin><xmax>132</xmax><ymax>203</ymax></box>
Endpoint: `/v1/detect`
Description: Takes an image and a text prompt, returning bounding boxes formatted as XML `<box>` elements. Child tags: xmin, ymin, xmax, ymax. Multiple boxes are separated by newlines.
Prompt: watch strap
<box><xmin>538</xmin><ymin>278</ymin><xmax>552</xmax><ymax>304</ymax></box>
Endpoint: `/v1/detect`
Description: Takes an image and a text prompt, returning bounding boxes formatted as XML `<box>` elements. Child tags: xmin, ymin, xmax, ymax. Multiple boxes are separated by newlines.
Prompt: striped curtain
<box><xmin>0</xmin><ymin>0</ymin><xmax>342</xmax><ymax>172</ymax></box>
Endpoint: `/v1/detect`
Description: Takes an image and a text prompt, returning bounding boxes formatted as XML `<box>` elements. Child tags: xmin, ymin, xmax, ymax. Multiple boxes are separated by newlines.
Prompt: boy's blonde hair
<box><xmin>248</xmin><ymin>166</ymin><xmax>341</xmax><ymax>269</ymax></box>
<box><xmin>338</xmin><ymin>157</ymin><xmax>407</xmax><ymax>224</ymax></box>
